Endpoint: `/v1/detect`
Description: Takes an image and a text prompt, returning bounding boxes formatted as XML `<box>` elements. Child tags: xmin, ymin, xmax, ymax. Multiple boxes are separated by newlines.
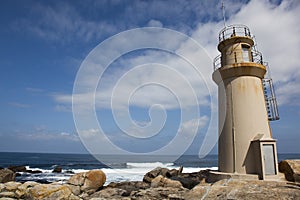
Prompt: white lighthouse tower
<box><xmin>212</xmin><ymin>24</ymin><xmax>280</xmax><ymax>180</ymax></box>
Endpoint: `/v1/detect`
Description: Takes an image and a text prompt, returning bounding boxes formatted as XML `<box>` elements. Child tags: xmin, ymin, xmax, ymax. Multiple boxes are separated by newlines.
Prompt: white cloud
<box><xmin>276</xmin><ymin>77</ymin><xmax>300</xmax><ymax>106</ymax></box>
<box><xmin>147</xmin><ymin>20</ymin><xmax>163</xmax><ymax>28</ymax></box>
<box><xmin>187</xmin><ymin>0</ymin><xmax>300</xmax><ymax>107</ymax></box>
<box><xmin>9</xmin><ymin>102</ymin><xmax>31</xmax><ymax>108</ymax></box>
<box><xmin>178</xmin><ymin>115</ymin><xmax>209</xmax><ymax>138</ymax></box>
<box><xmin>18</xmin><ymin>131</ymin><xmax>79</xmax><ymax>142</ymax></box>
<box><xmin>54</xmin><ymin>104</ymin><xmax>72</xmax><ymax>112</ymax></box>
<box><xmin>79</xmin><ymin>128</ymin><xmax>100</xmax><ymax>139</ymax></box>
<box><xmin>26</xmin><ymin>87</ymin><xmax>44</xmax><ymax>93</ymax></box>
<box><xmin>53</xmin><ymin>0</ymin><xmax>300</xmax><ymax>117</ymax></box>
<box><xmin>56</xmin><ymin>29</ymin><xmax>213</xmax><ymax>112</ymax></box>
<box><xmin>14</xmin><ymin>0</ymin><xmax>242</xmax><ymax>44</ymax></box>
<box><xmin>15</xmin><ymin>2</ymin><xmax>118</xmax><ymax>43</ymax></box>
<box><xmin>226</xmin><ymin>0</ymin><xmax>300</xmax><ymax>105</ymax></box>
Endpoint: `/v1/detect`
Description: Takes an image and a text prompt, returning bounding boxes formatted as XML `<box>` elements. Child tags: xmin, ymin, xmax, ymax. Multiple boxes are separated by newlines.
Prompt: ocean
<box><xmin>0</xmin><ymin>152</ymin><xmax>299</xmax><ymax>185</ymax></box>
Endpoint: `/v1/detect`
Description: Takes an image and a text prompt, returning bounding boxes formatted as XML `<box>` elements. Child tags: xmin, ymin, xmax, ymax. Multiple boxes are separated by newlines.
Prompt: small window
<box><xmin>242</xmin><ymin>45</ymin><xmax>250</xmax><ymax>62</ymax></box>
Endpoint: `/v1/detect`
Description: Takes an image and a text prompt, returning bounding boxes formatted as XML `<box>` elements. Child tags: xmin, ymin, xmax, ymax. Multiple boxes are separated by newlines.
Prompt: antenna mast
<box><xmin>222</xmin><ymin>0</ymin><xmax>227</xmax><ymax>28</ymax></box>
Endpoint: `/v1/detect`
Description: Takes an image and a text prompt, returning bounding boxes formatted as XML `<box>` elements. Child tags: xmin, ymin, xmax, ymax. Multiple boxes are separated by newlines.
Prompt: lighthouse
<box><xmin>212</xmin><ymin>24</ymin><xmax>280</xmax><ymax>180</ymax></box>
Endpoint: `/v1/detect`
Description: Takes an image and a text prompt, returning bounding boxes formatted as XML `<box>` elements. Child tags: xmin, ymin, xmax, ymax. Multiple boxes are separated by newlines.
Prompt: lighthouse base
<box><xmin>207</xmin><ymin>171</ymin><xmax>285</xmax><ymax>183</ymax></box>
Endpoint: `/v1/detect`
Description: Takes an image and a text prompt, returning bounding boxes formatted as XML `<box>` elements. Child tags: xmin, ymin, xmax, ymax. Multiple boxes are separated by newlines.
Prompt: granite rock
<box><xmin>171</xmin><ymin>170</ymin><xmax>209</xmax><ymax>189</ymax></box>
<box><xmin>52</xmin><ymin>166</ymin><xmax>63</xmax><ymax>173</ymax></box>
<box><xmin>8</xmin><ymin>166</ymin><xmax>27</xmax><ymax>173</ymax></box>
<box><xmin>4</xmin><ymin>181</ymin><xmax>21</xmax><ymax>192</ymax></box>
<box><xmin>0</xmin><ymin>165</ymin><xmax>300</xmax><ymax>200</ymax></box>
<box><xmin>205</xmin><ymin>179</ymin><xmax>300</xmax><ymax>200</ymax></box>
<box><xmin>89</xmin><ymin>187</ymin><xmax>128</xmax><ymax>199</ymax></box>
<box><xmin>68</xmin><ymin>169</ymin><xmax>106</xmax><ymax>195</ymax></box>
<box><xmin>107</xmin><ymin>181</ymin><xmax>149</xmax><ymax>196</ymax></box>
<box><xmin>0</xmin><ymin>169</ymin><xmax>15</xmax><ymax>183</ymax></box>
<box><xmin>68</xmin><ymin>172</ymin><xmax>85</xmax><ymax>186</ymax></box>
<box><xmin>279</xmin><ymin>160</ymin><xmax>300</xmax><ymax>182</ymax></box>
<box><xmin>184</xmin><ymin>183</ymin><xmax>208</xmax><ymax>200</ymax></box>
<box><xmin>151</xmin><ymin>175</ymin><xmax>183</xmax><ymax>188</ymax></box>
<box><xmin>131</xmin><ymin>186</ymin><xmax>188</xmax><ymax>200</ymax></box>
<box><xmin>81</xmin><ymin>169</ymin><xmax>106</xmax><ymax>194</ymax></box>
<box><xmin>26</xmin><ymin>184</ymin><xmax>76</xmax><ymax>200</ymax></box>
<box><xmin>0</xmin><ymin>191</ymin><xmax>16</xmax><ymax>198</ymax></box>
<box><xmin>143</xmin><ymin>167</ymin><xmax>171</xmax><ymax>183</ymax></box>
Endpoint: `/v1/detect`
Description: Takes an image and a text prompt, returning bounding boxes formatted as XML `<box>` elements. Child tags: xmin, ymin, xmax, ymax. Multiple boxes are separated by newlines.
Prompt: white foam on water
<box><xmin>21</xmin><ymin>163</ymin><xmax>217</xmax><ymax>185</ymax></box>
<box><xmin>126</xmin><ymin>162</ymin><xmax>174</xmax><ymax>168</ymax></box>
<box><xmin>25</xmin><ymin>166</ymin><xmax>52</xmax><ymax>173</ymax></box>
<box><xmin>71</xmin><ymin>169</ymin><xmax>90</xmax><ymax>174</ymax></box>
<box><xmin>182</xmin><ymin>166</ymin><xmax>218</xmax><ymax>173</ymax></box>
<box><xmin>102</xmin><ymin>163</ymin><xmax>217</xmax><ymax>185</ymax></box>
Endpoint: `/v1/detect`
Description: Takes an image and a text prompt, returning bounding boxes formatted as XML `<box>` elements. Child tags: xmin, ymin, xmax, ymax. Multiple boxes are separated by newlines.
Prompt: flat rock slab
<box><xmin>203</xmin><ymin>179</ymin><xmax>300</xmax><ymax>200</ymax></box>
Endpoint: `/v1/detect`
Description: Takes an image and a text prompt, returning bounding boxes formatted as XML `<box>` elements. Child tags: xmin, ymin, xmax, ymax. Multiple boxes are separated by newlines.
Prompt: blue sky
<box><xmin>0</xmin><ymin>0</ymin><xmax>299</xmax><ymax>155</ymax></box>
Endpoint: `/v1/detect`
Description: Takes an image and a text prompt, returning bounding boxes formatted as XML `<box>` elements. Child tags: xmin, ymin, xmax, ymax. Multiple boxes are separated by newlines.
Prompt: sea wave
<box><xmin>25</xmin><ymin>166</ymin><xmax>52</xmax><ymax>173</ymax></box>
<box><xmin>126</xmin><ymin>162</ymin><xmax>174</xmax><ymax>169</ymax></box>
<box><xmin>15</xmin><ymin>163</ymin><xmax>217</xmax><ymax>185</ymax></box>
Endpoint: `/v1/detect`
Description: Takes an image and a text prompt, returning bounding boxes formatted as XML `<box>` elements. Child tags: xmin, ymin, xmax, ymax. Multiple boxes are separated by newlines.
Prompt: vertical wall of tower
<box><xmin>213</xmin><ymin>26</ymin><xmax>274</xmax><ymax>174</ymax></box>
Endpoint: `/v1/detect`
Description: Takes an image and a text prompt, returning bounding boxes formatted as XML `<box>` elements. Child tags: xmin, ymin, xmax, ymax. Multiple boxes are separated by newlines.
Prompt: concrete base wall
<box><xmin>207</xmin><ymin>171</ymin><xmax>285</xmax><ymax>183</ymax></box>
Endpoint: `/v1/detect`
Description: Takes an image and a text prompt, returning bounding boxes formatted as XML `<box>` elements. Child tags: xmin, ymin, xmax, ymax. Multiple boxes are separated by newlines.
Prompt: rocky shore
<box><xmin>0</xmin><ymin>160</ymin><xmax>300</xmax><ymax>200</ymax></box>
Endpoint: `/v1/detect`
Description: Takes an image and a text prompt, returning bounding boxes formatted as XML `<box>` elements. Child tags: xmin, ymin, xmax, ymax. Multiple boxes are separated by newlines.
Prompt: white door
<box><xmin>263</xmin><ymin>144</ymin><xmax>276</xmax><ymax>175</ymax></box>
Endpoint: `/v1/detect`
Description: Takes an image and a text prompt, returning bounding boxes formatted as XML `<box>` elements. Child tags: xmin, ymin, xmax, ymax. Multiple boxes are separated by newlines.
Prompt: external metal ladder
<box><xmin>263</xmin><ymin>78</ymin><xmax>280</xmax><ymax>121</ymax></box>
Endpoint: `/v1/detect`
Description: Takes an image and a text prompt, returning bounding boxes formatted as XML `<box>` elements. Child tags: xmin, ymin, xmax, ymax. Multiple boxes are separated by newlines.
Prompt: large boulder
<box><xmin>143</xmin><ymin>167</ymin><xmax>170</xmax><ymax>183</ymax></box>
<box><xmin>26</xmin><ymin>184</ymin><xmax>80</xmax><ymax>200</ymax></box>
<box><xmin>8</xmin><ymin>166</ymin><xmax>27</xmax><ymax>173</ymax></box>
<box><xmin>151</xmin><ymin>175</ymin><xmax>183</xmax><ymax>188</ymax></box>
<box><xmin>15</xmin><ymin>181</ymin><xmax>39</xmax><ymax>199</ymax></box>
<box><xmin>143</xmin><ymin>167</ymin><xmax>209</xmax><ymax>189</ymax></box>
<box><xmin>52</xmin><ymin>166</ymin><xmax>62</xmax><ymax>173</ymax></box>
<box><xmin>81</xmin><ymin>169</ymin><xmax>106</xmax><ymax>193</ymax></box>
<box><xmin>4</xmin><ymin>181</ymin><xmax>21</xmax><ymax>191</ymax></box>
<box><xmin>0</xmin><ymin>169</ymin><xmax>15</xmax><ymax>183</ymax></box>
<box><xmin>107</xmin><ymin>181</ymin><xmax>149</xmax><ymax>196</ymax></box>
<box><xmin>68</xmin><ymin>172</ymin><xmax>85</xmax><ymax>186</ymax></box>
<box><xmin>279</xmin><ymin>160</ymin><xmax>300</xmax><ymax>182</ymax></box>
<box><xmin>143</xmin><ymin>167</ymin><xmax>182</xmax><ymax>183</ymax></box>
<box><xmin>67</xmin><ymin>169</ymin><xmax>106</xmax><ymax>194</ymax></box>
<box><xmin>171</xmin><ymin>170</ymin><xmax>209</xmax><ymax>189</ymax></box>
<box><xmin>0</xmin><ymin>181</ymin><xmax>38</xmax><ymax>199</ymax></box>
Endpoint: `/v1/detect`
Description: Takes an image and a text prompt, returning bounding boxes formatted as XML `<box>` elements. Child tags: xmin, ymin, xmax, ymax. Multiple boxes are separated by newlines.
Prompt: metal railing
<box><xmin>219</xmin><ymin>24</ymin><xmax>252</xmax><ymax>42</ymax></box>
<box><xmin>263</xmin><ymin>78</ymin><xmax>280</xmax><ymax>121</ymax></box>
<box><xmin>213</xmin><ymin>55</ymin><xmax>222</xmax><ymax>71</ymax></box>
<box><xmin>213</xmin><ymin>49</ymin><xmax>264</xmax><ymax>71</ymax></box>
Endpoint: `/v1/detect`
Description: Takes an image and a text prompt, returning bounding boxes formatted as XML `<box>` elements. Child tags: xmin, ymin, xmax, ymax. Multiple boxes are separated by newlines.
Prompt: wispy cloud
<box><xmin>54</xmin><ymin>30</ymin><xmax>213</xmax><ymax>112</ymax></box>
<box><xmin>52</xmin><ymin>0</ymin><xmax>300</xmax><ymax>110</ymax></box>
<box><xmin>12</xmin><ymin>0</ymin><xmax>244</xmax><ymax>44</ymax></box>
<box><xmin>54</xmin><ymin>104</ymin><xmax>72</xmax><ymax>112</ymax></box>
<box><xmin>13</xmin><ymin>2</ymin><xmax>118</xmax><ymax>43</ymax></box>
<box><xmin>26</xmin><ymin>87</ymin><xmax>44</xmax><ymax>93</ymax></box>
<box><xmin>179</xmin><ymin>115</ymin><xmax>209</xmax><ymax>138</ymax></box>
<box><xmin>226</xmin><ymin>0</ymin><xmax>300</xmax><ymax>106</ymax></box>
<box><xmin>9</xmin><ymin>102</ymin><xmax>31</xmax><ymax>108</ymax></box>
<box><xmin>18</xmin><ymin>131</ymin><xmax>79</xmax><ymax>142</ymax></box>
